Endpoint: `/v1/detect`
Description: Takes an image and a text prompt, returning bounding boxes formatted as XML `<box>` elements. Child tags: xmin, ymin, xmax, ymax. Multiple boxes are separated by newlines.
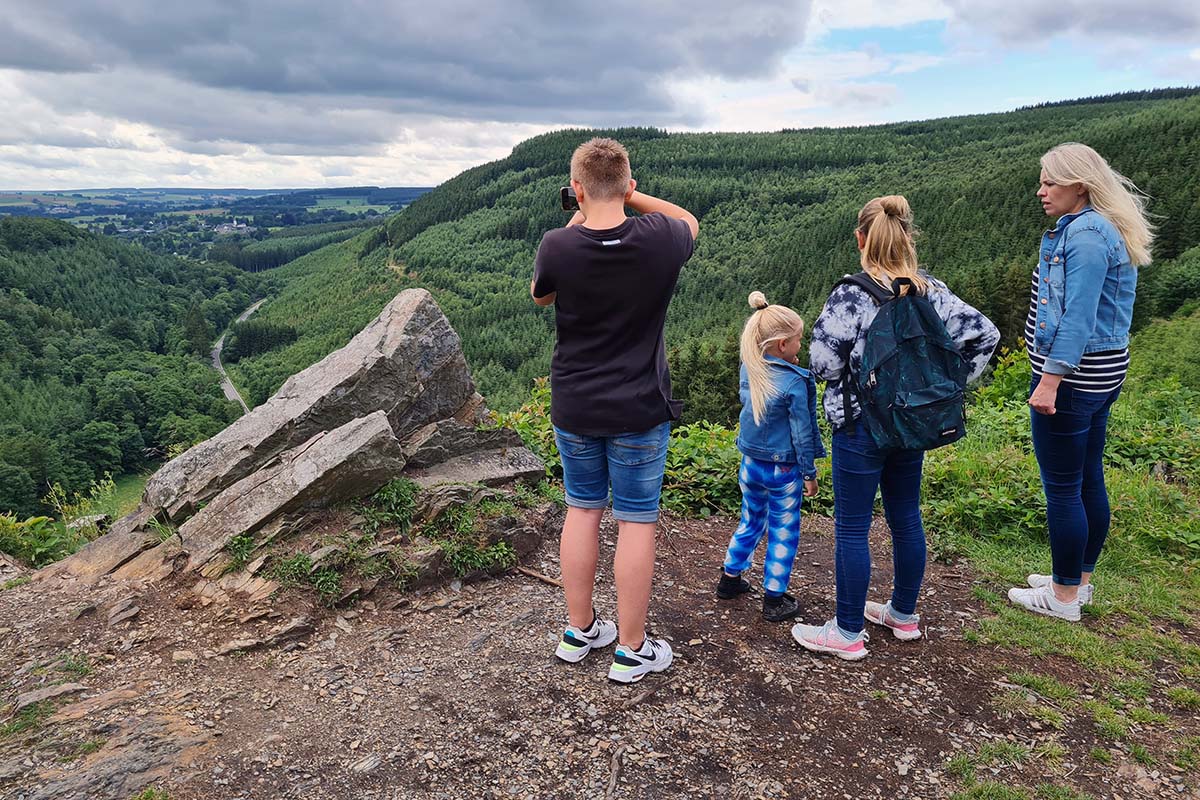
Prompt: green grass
<box><xmin>1007</xmin><ymin>672</ymin><xmax>1077</xmax><ymax>703</ymax></box>
<box><xmin>1086</xmin><ymin>700</ymin><xmax>1131</xmax><ymax>740</ymax></box>
<box><xmin>267</xmin><ymin>554</ymin><xmax>312</xmax><ymax>586</ymax></box>
<box><xmin>1</xmin><ymin>575</ymin><xmax>31</xmax><ymax>591</ymax></box>
<box><xmin>224</xmin><ymin>533</ymin><xmax>257</xmax><ymax>573</ymax></box>
<box><xmin>131</xmin><ymin>789</ymin><xmax>172</xmax><ymax>800</ymax></box>
<box><xmin>0</xmin><ymin>701</ymin><xmax>54</xmax><ymax>739</ymax></box>
<box><xmin>1034</xmin><ymin>786</ymin><xmax>1093</xmax><ymax>800</ymax></box>
<box><xmin>1167</xmin><ymin>686</ymin><xmax>1200</xmax><ymax>709</ymax></box>
<box><xmin>1174</xmin><ymin>737</ymin><xmax>1200</xmax><ymax>771</ymax></box>
<box><xmin>951</xmin><ymin>783</ymin><xmax>1030</xmax><ymax>800</ymax></box>
<box><xmin>1031</xmin><ymin>741</ymin><xmax>1067</xmax><ymax>766</ymax></box>
<box><xmin>57</xmin><ymin>652</ymin><xmax>92</xmax><ymax>678</ymax></box>
<box><xmin>995</xmin><ymin>690</ymin><xmax>1067</xmax><ymax>729</ymax></box>
<box><xmin>1127</xmin><ymin>706</ymin><xmax>1170</xmax><ymax>725</ymax></box>
<box><xmin>1130</xmin><ymin>743</ymin><xmax>1156</xmax><ymax>766</ymax></box>
<box><xmin>1089</xmin><ymin>747</ymin><xmax>1113</xmax><ymax>764</ymax></box>
<box><xmin>107</xmin><ymin>470</ymin><xmax>155</xmax><ymax>518</ymax></box>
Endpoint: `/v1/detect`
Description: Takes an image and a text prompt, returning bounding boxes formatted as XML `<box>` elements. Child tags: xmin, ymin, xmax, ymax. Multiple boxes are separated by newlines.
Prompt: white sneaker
<box><xmin>791</xmin><ymin>619</ymin><xmax>870</xmax><ymax>661</ymax></box>
<box><xmin>864</xmin><ymin>601</ymin><xmax>922</xmax><ymax>640</ymax></box>
<box><xmin>1027</xmin><ymin>574</ymin><xmax>1094</xmax><ymax>604</ymax></box>
<box><xmin>1007</xmin><ymin>584</ymin><xmax>1081</xmax><ymax>622</ymax></box>
<box><xmin>608</xmin><ymin>638</ymin><xmax>674</xmax><ymax>683</ymax></box>
<box><xmin>554</xmin><ymin>617</ymin><xmax>618</xmax><ymax>663</ymax></box>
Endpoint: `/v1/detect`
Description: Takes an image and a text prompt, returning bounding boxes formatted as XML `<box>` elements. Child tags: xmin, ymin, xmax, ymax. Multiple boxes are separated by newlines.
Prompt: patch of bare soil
<box><xmin>1</xmin><ymin>511</ymin><xmax>1196</xmax><ymax>799</ymax></box>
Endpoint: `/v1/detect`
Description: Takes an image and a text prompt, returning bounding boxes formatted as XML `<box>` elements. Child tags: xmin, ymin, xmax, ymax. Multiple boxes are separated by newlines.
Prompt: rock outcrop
<box><xmin>46</xmin><ymin>289</ymin><xmax>544</xmax><ymax>590</ymax></box>
<box><xmin>145</xmin><ymin>289</ymin><xmax>478</xmax><ymax>524</ymax></box>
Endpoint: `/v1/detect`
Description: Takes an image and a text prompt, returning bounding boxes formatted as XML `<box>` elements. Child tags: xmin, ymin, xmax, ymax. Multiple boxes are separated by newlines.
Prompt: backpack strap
<box><xmin>834</xmin><ymin>272</ymin><xmax>895</xmax><ymax>306</ymax></box>
<box><xmin>830</xmin><ymin>272</ymin><xmax>893</xmax><ymax>434</ymax></box>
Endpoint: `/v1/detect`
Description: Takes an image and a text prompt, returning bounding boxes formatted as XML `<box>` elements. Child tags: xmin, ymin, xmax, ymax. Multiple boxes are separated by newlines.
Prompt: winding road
<box><xmin>211</xmin><ymin>298</ymin><xmax>266</xmax><ymax>414</ymax></box>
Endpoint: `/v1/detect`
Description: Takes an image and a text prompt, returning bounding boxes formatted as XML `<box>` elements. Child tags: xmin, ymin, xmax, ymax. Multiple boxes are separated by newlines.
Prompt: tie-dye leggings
<box><xmin>722</xmin><ymin>455</ymin><xmax>804</xmax><ymax>595</ymax></box>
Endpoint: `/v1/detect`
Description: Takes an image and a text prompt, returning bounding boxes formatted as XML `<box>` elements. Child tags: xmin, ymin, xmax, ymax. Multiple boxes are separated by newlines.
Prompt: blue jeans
<box><xmin>832</xmin><ymin>424</ymin><xmax>926</xmax><ymax>634</ymax></box>
<box><xmin>723</xmin><ymin>456</ymin><xmax>804</xmax><ymax>595</ymax></box>
<box><xmin>553</xmin><ymin>423</ymin><xmax>671</xmax><ymax>523</ymax></box>
<box><xmin>1029</xmin><ymin>376</ymin><xmax>1122</xmax><ymax>585</ymax></box>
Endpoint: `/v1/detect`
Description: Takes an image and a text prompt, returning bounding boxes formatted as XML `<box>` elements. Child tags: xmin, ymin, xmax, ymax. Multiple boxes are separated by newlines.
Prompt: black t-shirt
<box><xmin>532</xmin><ymin>212</ymin><xmax>694</xmax><ymax>436</ymax></box>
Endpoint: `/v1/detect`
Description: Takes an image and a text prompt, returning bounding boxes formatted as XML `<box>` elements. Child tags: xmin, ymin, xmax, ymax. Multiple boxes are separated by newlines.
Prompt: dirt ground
<box><xmin>1</xmin><ymin>511</ymin><xmax>1196</xmax><ymax>800</ymax></box>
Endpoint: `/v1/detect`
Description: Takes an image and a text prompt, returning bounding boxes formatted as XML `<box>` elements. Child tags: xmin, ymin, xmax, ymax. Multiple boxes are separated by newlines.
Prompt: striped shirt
<box><xmin>1025</xmin><ymin>268</ymin><xmax>1128</xmax><ymax>393</ymax></box>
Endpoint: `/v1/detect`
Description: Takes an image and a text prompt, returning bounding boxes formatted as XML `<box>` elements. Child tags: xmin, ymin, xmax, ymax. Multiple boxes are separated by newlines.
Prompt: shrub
<box><xmin>359</xmin><ymin>478</ymin><xmax>419</xmax><ymax>534</ymax></box>
<box><xmin>0</xmin><ymin>514</ymin><xmax>80</xmax><ymax>568</ymax></box>
<box><xmin>662</xmin><ymin>422</ymin><xmax>742</xmax><ymax>516</ymax></box>
<box><xmin>494</xmin><ymin>377</ymin><xmax>558</xmax><ymax>475</ymax></box>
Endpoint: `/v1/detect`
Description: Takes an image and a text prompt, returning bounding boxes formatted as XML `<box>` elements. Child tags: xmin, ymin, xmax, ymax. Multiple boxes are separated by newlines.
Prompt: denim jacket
<box><xmin>1032</xmin><ymin>206</ymin><xmax>1137</xmax><ymax>375</ymax></box>
<box><xmin>736</xmin><ymin>356</ymin><xmax>827</xmax><ymax>480</ymax></box>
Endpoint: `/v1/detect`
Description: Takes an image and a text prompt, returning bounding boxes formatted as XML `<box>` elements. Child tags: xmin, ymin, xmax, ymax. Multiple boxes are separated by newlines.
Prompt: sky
<box><xmin>0</xmin><ymin>0</ymin><xmax>1197</xmax><ymax>190</ymax></box>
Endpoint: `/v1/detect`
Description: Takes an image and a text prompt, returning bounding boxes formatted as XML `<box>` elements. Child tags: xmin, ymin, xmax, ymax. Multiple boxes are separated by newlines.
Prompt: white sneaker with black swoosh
<box><xmin>607</xmin><ymin>637</ymin><xmax>674</xmax><ymax>683</ymax></box>
<box><xmin>554</xmin><ymin>617</ymin><xmax>618</xmax><ymax>663</ymax></box>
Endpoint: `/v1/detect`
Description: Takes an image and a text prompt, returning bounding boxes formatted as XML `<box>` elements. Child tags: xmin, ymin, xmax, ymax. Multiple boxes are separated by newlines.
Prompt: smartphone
<box><xmin>560</xmin><ymin>186</ymin><xmax>579</xmax><ymax>212</ymax></box>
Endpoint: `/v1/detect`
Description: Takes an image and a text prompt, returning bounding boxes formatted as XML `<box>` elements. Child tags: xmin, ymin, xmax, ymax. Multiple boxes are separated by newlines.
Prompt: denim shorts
<box><xmin>552</xmin><ymin>422</ymin><xmax>671</xmax><ymax>523</ymax></box>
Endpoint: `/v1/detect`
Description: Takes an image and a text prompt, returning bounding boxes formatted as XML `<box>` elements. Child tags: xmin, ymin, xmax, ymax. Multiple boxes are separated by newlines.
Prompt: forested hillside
<box><xmin>0</xmin><ymin>218</ymin><xmax>262</xmax><ymax>516</ymax></box>
<box><xmin>229</xmin><ymin>90</ymin><xmax>1200</xmax><ymax>413</ymax></box>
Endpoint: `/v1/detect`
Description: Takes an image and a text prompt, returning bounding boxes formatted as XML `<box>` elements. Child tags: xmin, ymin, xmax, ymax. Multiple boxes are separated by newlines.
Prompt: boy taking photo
<box><xmin>531</xmin><ymin>137</ymin><xmax>698</xmax><ymax>683</ymax></box>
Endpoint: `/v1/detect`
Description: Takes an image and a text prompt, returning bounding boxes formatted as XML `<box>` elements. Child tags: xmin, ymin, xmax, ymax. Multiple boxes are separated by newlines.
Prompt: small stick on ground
<box><xmin>515</xmin><ymin>566</ymin><xmax>563</xmax><ymax>588</ymax></box>
<box><xmin>621</xmin><ymin>677</ymin><xmax>676</xmax><ymax>711</ymax></box>
<box><xmin>605</xmin><ymin>744</ymin><xmax>627</xmax><ymax>800</ymax></box>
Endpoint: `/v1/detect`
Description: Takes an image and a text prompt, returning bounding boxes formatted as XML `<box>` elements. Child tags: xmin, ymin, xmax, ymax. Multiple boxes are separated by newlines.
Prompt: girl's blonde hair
<box><xmin>1040</xmin><ymin>143</ymin><xmax>1155</xmax><ymax>266</ymax></box>
<box><xmin>740</xmin><ymin>291</ymin><xmax>805</xmax><ymax>425</ymax></box>
<box><xmin>856</xmin><ymin>194</ymin><xmax>930</xmax><ymax>296</ymax></box>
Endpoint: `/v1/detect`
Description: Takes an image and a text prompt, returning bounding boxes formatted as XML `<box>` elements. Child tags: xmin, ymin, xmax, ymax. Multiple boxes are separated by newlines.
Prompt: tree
<box><xmin>0</xmin><ymin>463</ymin><xmax>38</xmax><ymax>518</ymax></box>
<box><xmin>183</xmin><ymin>300</ymin><xmax>212</xmax><ymax>357</ymax></box>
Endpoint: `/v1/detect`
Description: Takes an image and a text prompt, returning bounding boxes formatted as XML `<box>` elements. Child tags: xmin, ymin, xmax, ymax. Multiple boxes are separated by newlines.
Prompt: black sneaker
<box><xmin>607</xmin><ymin>638</ymin><xmax>674</xmax><ymax>684</ymax></box>
<box><xmin>762</xmin><ymin>593</ymin><xmax>801</xmax><ymax>622</ymax></box>
<box><xmin>716</xmin><ymin>571</ymin><xmax>753</xmax><ymax>600</ymax></box>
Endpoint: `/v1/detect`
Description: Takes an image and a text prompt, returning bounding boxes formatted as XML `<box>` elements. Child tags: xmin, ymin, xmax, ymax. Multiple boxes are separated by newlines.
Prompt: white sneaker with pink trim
<box><xmin>791</xmin><ymin>619</ymin><xmax>869</xmax><ymax>661</ymax></box>
<box><xmin>864</xmin><ymin>601</ymin><xmax>922</xmax><ymax>641</ymax></box>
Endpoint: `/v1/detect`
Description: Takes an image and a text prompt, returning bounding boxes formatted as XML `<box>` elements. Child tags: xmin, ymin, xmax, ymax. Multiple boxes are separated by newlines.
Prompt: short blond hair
<box><xmin>570</xmin><ymin>137</ymin><xmax>631</xmax><ymax>201</ymax></box>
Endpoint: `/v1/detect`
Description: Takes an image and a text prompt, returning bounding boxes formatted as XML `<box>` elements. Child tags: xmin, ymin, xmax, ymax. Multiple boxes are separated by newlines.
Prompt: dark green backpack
<box><xmin>837</xmin><ymin>273</ymin><xmax>969</xmax><ymax>451</ymax></box>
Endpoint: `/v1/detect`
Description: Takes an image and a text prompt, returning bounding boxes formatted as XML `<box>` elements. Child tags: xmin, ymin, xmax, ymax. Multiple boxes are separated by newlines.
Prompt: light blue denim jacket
<box><xmin>1032</xmin><ymin>206</ymin><xmax>1137</xmax><ymax>375</ymax></box>
<box><xmin>736</xmin><ymin>356</ymin><xmax>826</xmax><ymax>480</ymax></box>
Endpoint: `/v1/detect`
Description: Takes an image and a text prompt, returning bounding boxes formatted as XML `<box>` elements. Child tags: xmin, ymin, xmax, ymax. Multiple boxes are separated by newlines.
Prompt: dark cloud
<box><xmin>945</xmin><ymin>0</ymin><xmax>1200</xmax><ymax>44</ymax></box>
<box><xmin>0</xmin><ymin>1</ymin><xmax>810</xmax><ymax>150</ymax></box>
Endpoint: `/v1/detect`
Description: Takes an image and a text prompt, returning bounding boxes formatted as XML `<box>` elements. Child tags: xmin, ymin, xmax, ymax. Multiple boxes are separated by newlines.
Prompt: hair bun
<box><xmin>880</xmin><ymin>195</ymin><xmax>908</xmax><ymax>218</ymax></box>
<box><xmin>748</xmin><ymin>291</ymin><xmax>769</xmax><ymax>310</ymax></box>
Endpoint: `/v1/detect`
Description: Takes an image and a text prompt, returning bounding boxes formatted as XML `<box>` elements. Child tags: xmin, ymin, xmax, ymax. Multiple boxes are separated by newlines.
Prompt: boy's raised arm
<box><xmin>624</xmin><ymin>190</ymin><xmax>699</xmax><ymax>240</ymax></box>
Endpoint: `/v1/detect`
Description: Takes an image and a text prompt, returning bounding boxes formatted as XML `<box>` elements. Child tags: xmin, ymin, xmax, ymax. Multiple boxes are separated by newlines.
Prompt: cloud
<box><xmin>0</xmin><ymin>1</ymin><xmax>811</xmax><ymax>133</ymax></box>
<box><xmin>942</xmin><ymin>0</ymin><xmax>1200</xmax><ymax>45</ymax></box>
<box><xmin>807</xmin><ymin>0</ymin><xmax>950</xmax><ymax>40</ymax></box>
<box><xmin>0</xmin><ymin>1</ymin><xmax>818</xmax><ymax>188</ymax></box>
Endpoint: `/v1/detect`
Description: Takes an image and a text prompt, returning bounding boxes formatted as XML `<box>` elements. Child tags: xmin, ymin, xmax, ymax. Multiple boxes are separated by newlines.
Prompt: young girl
<box><xmin>793</xmin><ymin>195</ymin><xmax>999</xmax><ymax>660</ymax></box>
<box><xmin>716</xmin><ymin>292</ymin><xmax>824</xmax><ymax>622</ymax></box>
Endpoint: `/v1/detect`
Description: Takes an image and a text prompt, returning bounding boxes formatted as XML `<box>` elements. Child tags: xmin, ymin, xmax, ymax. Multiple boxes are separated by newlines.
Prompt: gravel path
<box><xmin>2</xmin><ymin>511</ymin><xmax>1196</xmax><ymax>799</ymax></box>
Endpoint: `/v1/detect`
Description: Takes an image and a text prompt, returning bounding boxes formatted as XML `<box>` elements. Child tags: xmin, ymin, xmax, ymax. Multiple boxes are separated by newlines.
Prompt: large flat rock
<box><xmin>113</xmin><ymin>412</ymin><xmax>405</xmax><ymax>581</ymax></box>
<box><xmin>143</xmin><ymin>288</ymin><xmax>474</xmax><ymax>523</ymax></box>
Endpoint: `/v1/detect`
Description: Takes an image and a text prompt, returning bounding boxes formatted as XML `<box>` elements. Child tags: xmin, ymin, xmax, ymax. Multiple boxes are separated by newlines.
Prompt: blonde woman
<box><xmin>1009</xmin><ymin>144</ymin><xmax>1153</xmax><ymax>621</ymax></box>
<box><xmin>716</xmin><ymin>292</ymin><xmax>825</xmax><ymax>622</ymax></box>
<box><xmin>795</xmin><ymin>195</ymin><xmax>999</xmax><ymax>660</ymax></box>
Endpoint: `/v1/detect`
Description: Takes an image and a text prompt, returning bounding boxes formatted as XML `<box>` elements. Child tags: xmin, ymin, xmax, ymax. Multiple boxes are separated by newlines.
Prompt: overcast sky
<box><xmin>1</xmin><ymin>0</ymin><xmax>1197</xmax><ymax>189</ymax></box>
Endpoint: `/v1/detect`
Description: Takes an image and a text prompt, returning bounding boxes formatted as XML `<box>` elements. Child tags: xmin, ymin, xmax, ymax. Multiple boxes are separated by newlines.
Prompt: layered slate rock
<box><xmin>143</xmin><ymin>289</ymin><xmax>476</xmax><ymax>523</ymax></box>
<box><xmin>45</xmin><ymin>288</ymin><xmax>545</xmax><ymax>589</ymax></box>
<box><xmin>113</xmin><ymin>412</ymin><xmax>404</xmax><ymax>581</ymax></box>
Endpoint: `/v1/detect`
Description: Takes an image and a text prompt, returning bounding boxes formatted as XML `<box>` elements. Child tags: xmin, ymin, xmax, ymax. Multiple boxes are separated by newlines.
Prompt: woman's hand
<box><xmin>803</xmin><ymin>478</ymin><xmax>818</xmax><ymax>497</ymax></box>
<box><xmin>1029</xmin><ymin>373</ymin><xmax>1062</xmax><ymax>416</ymax></box>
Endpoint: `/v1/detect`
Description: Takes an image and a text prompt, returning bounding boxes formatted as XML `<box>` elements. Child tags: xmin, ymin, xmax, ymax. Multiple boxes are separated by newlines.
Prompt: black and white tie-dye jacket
<box><xmin>808</xmin><ymin>275</ymin><xmax>1001</xmax><ymax>431</ymax></box>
